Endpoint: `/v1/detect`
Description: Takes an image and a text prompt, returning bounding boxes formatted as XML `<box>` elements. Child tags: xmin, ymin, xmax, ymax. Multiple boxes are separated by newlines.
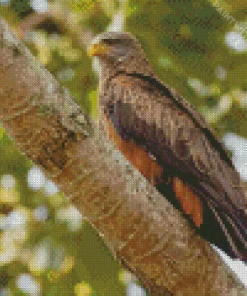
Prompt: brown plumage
<box><xmin>105</xmin><ymin>116</ymin><xmax>163</xmax><ymax>185</ymax></box>
<box><xmin>89</xmin><ymin>31</ymin><xmax>247</xmax><ymax>261</ymax></box>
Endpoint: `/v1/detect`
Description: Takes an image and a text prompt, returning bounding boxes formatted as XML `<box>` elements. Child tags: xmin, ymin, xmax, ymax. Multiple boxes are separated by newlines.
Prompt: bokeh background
<box><xmin>0</xmin><ymin>0</ymin><xmax>246</xmax><ymax>295</ymax></box>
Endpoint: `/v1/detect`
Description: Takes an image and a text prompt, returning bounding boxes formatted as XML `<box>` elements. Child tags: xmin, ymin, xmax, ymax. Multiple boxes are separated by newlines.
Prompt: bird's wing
<box><xmin>101</xmin><ymin>72</ymin><xmax>247</xmax><ymax>260</ymax></box>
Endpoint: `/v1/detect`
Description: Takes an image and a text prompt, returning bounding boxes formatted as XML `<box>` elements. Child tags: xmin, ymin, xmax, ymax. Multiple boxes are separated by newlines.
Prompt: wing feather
<box><xmin>100</xmin><ymin>72</ymin><xmax>247</xmax><ymax>259</ymax></box>
<box><xmin>103</xmin><ymin>73</ymin><xmax>246</xmax><ymax>208</ymax></box>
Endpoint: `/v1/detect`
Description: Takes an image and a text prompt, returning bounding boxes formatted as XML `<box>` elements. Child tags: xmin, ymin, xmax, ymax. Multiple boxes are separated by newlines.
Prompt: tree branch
<box><xmin>0</xmin><ymin>17</ymin><xmax>246</xmax><ymax>296</ymax></box>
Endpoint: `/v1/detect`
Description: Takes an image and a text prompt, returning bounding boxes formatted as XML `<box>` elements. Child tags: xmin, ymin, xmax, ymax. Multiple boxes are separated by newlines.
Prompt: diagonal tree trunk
<box><xmin>0</xmin><ymin>17</ymin><xmax>246</xmax><ymax>296</ymax></box>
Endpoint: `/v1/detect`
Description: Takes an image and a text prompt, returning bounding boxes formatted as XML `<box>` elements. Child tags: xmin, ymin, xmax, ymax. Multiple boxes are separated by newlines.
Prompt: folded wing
<box><xmin>101</xmin><ymin>72</ymin><xmax>247</xmax><ymax>260</ymax></box>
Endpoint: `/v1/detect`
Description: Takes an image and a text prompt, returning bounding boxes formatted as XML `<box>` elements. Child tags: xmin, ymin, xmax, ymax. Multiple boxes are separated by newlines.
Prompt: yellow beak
<box><xmin>88</xmin><ymin>43</ymin><xmax>110</xmax><ymax>57</ymax></box>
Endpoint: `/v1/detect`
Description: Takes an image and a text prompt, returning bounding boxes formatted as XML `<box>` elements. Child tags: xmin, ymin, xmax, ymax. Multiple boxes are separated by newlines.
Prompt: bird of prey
<box><xmin>89</xmin><ymin>31</ymin><xmax>247</xmax><ymax>261</ymax></box>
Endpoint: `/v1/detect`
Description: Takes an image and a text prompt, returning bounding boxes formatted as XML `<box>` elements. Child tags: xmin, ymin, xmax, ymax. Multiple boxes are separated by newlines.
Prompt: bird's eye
<box><xmin>102</xmin><ymin>38</ymin><xmax>123</xmax><ymax>45</ymax></box>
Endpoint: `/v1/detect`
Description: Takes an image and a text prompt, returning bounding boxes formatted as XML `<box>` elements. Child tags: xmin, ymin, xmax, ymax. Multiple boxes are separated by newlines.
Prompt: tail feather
<box><xmin>223</xmin><ymin>214</ymin><xmax>247</xmax><ymax>248</ymax></box>
<box><xmin>207</xmin><ymin>199</ymin><xmax>247</xmax><ymax>261</ymax></box>
<box><xmin>156</xmin><ymin>177</ymin><xmax>247</xmax><ymax>262</ymax></box>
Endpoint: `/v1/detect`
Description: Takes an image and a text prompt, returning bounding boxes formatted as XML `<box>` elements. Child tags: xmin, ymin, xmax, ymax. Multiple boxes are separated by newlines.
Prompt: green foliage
<box><xmin>10</xmin><ymin>0</ymin><xmax>32</xmax><ymax>17</ymax></box>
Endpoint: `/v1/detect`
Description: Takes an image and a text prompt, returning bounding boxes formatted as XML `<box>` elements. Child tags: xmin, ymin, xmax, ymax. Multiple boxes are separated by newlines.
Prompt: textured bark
<box><xmin>0</xmin><ymin>18</ymin><xmax>246</xmax><ymax>296</ymax></box>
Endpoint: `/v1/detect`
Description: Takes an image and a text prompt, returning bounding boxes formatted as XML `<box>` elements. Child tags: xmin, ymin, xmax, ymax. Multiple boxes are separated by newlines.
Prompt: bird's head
<box><xmin>88</xmin><ymin>31</ymin><xmax>154</xmax><ymax>77</ymax></box>
<box><xmin>89</xmin><ymin>31</ymin><xmax>144</xmax><ymax>63</ymax></box>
